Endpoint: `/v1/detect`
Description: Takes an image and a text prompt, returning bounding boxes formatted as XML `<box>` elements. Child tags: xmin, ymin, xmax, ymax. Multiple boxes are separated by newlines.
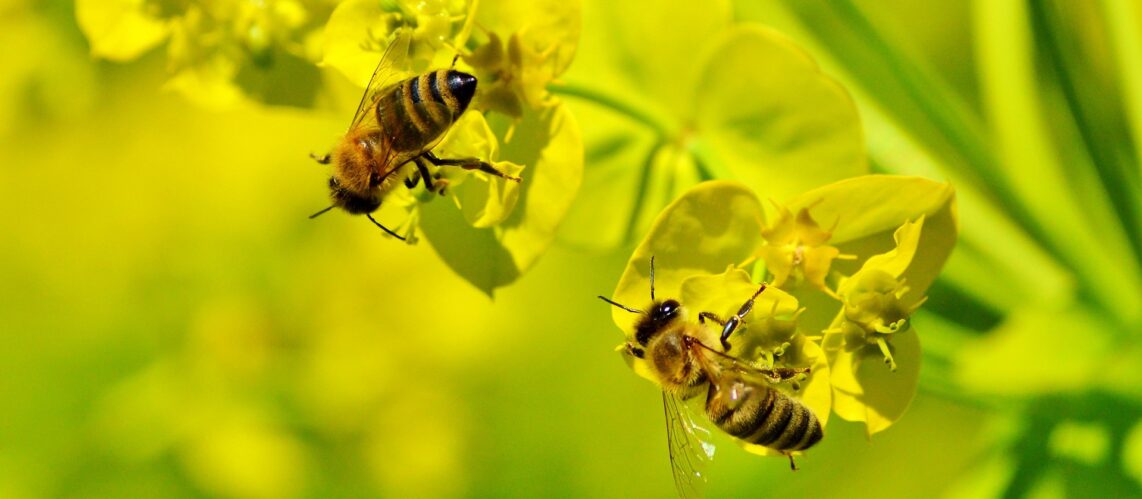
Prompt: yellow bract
<box><xmin>434</xmin><ymin>112</ymin><xmax>525</xmax><ymax>228</ymax></box>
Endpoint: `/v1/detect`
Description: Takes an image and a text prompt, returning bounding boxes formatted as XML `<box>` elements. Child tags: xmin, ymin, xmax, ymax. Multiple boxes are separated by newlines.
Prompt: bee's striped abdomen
<box><xmin>376</xmin><ymin>69</ymin><xmax>477</xmax><ymax>154</ymax></box>
<box><xmin>705</xmin><ymin>383</ymin><xmax>822</xmax><ymax>452</ymax></box>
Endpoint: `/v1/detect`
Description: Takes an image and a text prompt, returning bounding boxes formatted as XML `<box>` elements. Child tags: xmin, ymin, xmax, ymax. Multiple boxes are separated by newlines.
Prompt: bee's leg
<box><xmin>365</xmin><ymin>213</ymin><xmax>406</xmax><ymax>241</ymax></box>
<box><xmin>414</xmin><ymin>156</ymin><xmax>448</xmax><ymax>195</ymax></box>
<box><xmin>698</xmin><ymin>312</ymin><xmax>727</xmax><ymax>326</ymax></box>
<box><xmin>625</xmin><ymin>343</ymin><xmax>645</xmax><ymax>359</ymax></box>
<box><xmin>718</xmin><ymin>283</ymin><xmax>769</xmax><ymax>351</ymax></box>
<box><xmin>404</xmin><ymin>170</ymin><xmax>420</xmax><ymax>189</ymax></box>
<box><xmin>310</xmin><ymin>152</ymin><xmax>331</xmax><ymax>164</ymax></box>
<box><xmin>785</xmin><ymin>453</ymin><xmax>798</xmax><ymax>471</ymax></box>
<box><xmin>424</xmin><ymin>151</ymin><xmax>522</xmax><ymax>182</ymax></box>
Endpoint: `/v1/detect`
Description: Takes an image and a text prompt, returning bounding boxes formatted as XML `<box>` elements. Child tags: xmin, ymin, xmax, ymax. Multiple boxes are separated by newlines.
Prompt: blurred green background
<box><xmin>3</xmin><ymin>0</ymin><xmax>1141</xmax><ymax>498</ymax></box>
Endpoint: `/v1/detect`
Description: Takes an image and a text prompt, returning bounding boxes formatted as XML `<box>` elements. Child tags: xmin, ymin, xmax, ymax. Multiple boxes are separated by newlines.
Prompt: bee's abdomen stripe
<box><xmin>428</xmin><ymin>71</ymin><xmax>444</xmax><ymax>103</ymax></box>
<box><xmin>770</xmin><ymin>405</ymin><xmax>809</xmax><ymax>450</ymax></box>
<box><xmin>409</xmin><ymin>76</ymin><xmax>422</xmax><ymax>103</ymax></box>
<box><xmin>419</xmin><ymin>72</ymin><xmax>450</xmax><ymax>124</ymax></box>
<box><xmin>790</xmin><ymin>411</ymin><xmax>823</xmax><ymax>451</ymax></box>
<box><xmin>751</xmin><ymin>396</ymin><xmax>793</xmax><ymax>447</ymax></box>
<box><xmin>435</xmin><ymin>69</ymin><xmax>460</xmax><ymax>110</ymax></box>
<box><xmin>398</xmin><ymin>77</ymin><xmax>431</xmax><ymax>135</ymax></box>
<box><xmin>724</xmin><ymin>389</ymin><xmax>771</xmax><ymax>438</ymax></box>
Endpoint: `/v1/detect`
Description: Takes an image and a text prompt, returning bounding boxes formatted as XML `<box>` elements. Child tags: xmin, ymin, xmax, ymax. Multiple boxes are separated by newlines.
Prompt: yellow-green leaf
<box><xmin>955</xmin><ymin>305</ymin><xmax>1114</xmax><ymax>397</ymax></box>
<box><xmin>695</xmin><ymin>25</ymin><xmax>867</xmax><ymax>199</ymax></box>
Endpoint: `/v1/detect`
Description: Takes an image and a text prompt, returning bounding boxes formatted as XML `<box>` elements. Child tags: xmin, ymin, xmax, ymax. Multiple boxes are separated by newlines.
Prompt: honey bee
<box><xmin>309</xmin><ymin>29</ymin><xmax>521</xmax><ymax>240</ymax></box>
<box><xmin>599</xmin><ymin>257</ymin><xmax>823</xmax><ymax>497</ymax></box>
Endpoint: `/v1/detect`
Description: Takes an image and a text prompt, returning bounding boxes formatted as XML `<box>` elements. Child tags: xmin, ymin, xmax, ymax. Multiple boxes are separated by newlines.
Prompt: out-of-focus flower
<box><xmin>78</xmin><ymin>0</ymin><xmax>331</xmax><ymax>108</ymax></box>
<box><xmin>557</xmin><ymin>0</ymin><xmax>867</xmax><ymax>250</ymax></box>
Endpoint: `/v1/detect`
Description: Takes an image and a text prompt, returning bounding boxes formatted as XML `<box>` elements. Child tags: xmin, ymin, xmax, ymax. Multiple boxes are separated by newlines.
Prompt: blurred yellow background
<box><xmin>3</xmin><ymin>0</ymin><xmax>1141</xmax><ymax>498</ymax></box>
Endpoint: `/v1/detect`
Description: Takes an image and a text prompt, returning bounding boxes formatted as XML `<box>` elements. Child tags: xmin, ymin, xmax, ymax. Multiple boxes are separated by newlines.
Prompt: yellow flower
<box><xmin>757</xmin><ymin>202</ymin><xmax>853</xmax><ymax>297</ymax></box>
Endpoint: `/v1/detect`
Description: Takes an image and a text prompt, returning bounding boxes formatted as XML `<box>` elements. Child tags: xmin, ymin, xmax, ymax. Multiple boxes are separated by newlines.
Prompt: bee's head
<box><xmin>634</xmin><ymin>299</ymin><xmax>682</xmax><ymax>346</ymax></box>
<box><xmin>598</xmin><ymin>256</ymin><xmax>683</xmax><ymax>348</ymax></box>
<box><xmin>328</xmin><ymin>176</ymin><xmax>380</xmax><ymax>214</ymax></box>
<box><xmin>444</xmin><ymin>70</ymin><xmax>477</xmax><ymax>113</ymax></box>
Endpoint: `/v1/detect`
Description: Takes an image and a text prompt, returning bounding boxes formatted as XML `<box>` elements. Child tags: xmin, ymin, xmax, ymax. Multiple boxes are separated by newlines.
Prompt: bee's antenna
<box><xmin>598</xmin><ymin>296</ymin><xmax>643</xmax><ymax>314</ymax></box>
<box><xmin>649</xmin><ymin>255</ymin><xmax>657</xmax><ymax>301</ymax></box>
<box><xmin>366</xmin><ymin>213</ymin><xmax>407</xmax><ymax>241</ymax></box>
<box><xmin>309</xmin><ymin>206</ymin><xmax>334</xmax><ymax>219</ymax></box>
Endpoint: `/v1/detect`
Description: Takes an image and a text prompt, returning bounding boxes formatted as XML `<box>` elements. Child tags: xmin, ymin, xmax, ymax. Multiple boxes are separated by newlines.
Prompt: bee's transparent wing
<box><xmin>688</xmin><ymin>337</ymin><xmax>806</xmax><ymax>386</ymax></box>
<box><xmin>663</xmin><ymin>391</ymin><xmax>716</xmax><ymax>499</ymax></box>
<box><xmin>349</xmin><ymin>27</ymin><xmax>413</xmax><ymax>131</ymax></box>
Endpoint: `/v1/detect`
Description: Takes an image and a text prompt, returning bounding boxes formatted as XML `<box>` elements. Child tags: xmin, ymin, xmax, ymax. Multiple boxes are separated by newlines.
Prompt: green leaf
<box><xmin>694</xmin><ymin>25</ymin><xmax>867</xmax><ymax>200</ymax></box>
<box><xmin>976</xmin><ymin>0</ymin><xmax>1142</xmax><ymax>324</ymax></box>
<box><xmin>609</xmin><ymin>181</ymin><xmax>765</xmax><ymax>332</ymax></box>
<box><xmin>76</xmin><ymin>0</ymin><xmax>169</xmax><ymax>62</ymax></box>
<box><xmin>420</xmin><ymin>103</ymin><xmax>582</xmax><ymax>295</ymax></box>
<box><xmin>955</xmin><ymin>304</ymin><xmax>1115</xmax><ymax>397</ymax></box>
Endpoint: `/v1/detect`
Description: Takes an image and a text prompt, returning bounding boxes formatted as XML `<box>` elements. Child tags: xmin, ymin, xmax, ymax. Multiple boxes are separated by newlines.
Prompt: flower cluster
<box><xmin>607</xmin><ymin>176</ymin><xmax>957</xmax><ymax>447</ymax></box>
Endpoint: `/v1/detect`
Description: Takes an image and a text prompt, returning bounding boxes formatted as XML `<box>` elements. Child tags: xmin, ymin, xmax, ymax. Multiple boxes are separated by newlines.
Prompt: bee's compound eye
<box><xmin>660</xmin><ymin>299</ymin><xmax>681</xmax><ymax>317</ymax></box>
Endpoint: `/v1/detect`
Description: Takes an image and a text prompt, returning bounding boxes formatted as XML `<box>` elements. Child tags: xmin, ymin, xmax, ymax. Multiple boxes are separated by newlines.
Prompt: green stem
<box><xmin>549</xmin><ymin>82</ymin><xmax>671</xmax><ymax>138</ymax></box>
<box><xmin>624</xmin><ymin>138</ymin><xmax>666</xmax><ymax>245</ymax></box>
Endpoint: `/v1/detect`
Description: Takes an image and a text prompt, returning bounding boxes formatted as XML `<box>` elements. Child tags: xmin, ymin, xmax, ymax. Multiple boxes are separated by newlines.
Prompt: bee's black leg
<box><xmin>414</xmin><ymin>156</ymin><xmax>447</xmax><ymax>194</ymax></box>
<box><xmin>404</xmin><ymin>172</ymin><xmax>420</xmax><ymax>189</ymax></box>
<box><xmin>718</xmin><ymin>283</ymin><xmax>769</xmax><ymax>350</ymax></box>
<box><xmin>310</xmin><ymin>152</ymin><xmax>331</xmax><ymax>165</ymax></box>
<box><xmin>365</xmin><ymin>213</ymin><xmax>406</xmax><ymax>241</ymax></box>
<box><xmin>699</xmin><ymin>312</ymin><xmax>726</xmax><ymax>326</ymax></box>
<box><xmin>424</xmin><ymin>151</ymin><xmax>521</xmax><ymax>182</ymax></box>
<box><xmin>786</xmin><ymin>453</ymin><xmax>798</xmax><ymax>471</ymax></box>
